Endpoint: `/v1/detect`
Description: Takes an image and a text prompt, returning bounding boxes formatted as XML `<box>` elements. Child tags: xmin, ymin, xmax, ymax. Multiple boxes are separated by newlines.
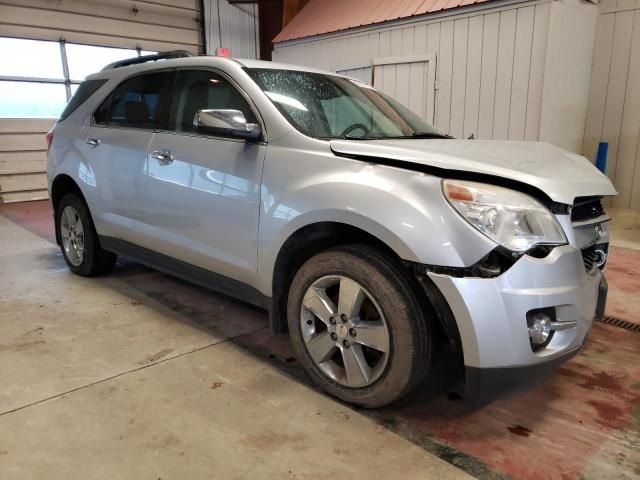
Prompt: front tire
<box><xmin>55</xmin><ymin>193</ymin><xmax>116</xmax><ymax>276</ymax></box>
<box><xmin>287</xmin><ymin>244</ymin><xmax>431</xmax><ymax>408</ymax></box>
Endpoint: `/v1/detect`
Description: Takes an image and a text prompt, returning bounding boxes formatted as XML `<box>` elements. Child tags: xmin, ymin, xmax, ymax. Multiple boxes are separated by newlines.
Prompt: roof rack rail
<box><xmin>102</xmin><ymin>50</ymin><xmax>194</xmax><ymax>71</ymax></box>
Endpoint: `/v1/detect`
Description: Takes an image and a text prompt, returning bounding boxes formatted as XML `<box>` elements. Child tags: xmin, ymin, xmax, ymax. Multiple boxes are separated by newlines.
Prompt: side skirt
<box><xmin>100</xmin><ymin>235</ymin><xmax>273</xmax><ymax>314</ymax></box>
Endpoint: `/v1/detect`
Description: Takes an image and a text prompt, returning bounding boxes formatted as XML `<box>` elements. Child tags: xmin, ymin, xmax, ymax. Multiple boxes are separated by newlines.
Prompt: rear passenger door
<box><xmin>143</xmin><ymin>69</ymin><xmax>265</xmax><ymax>287</ymax></box>
<box><xmin>83</xmin><ymin>70</ymin><xmax>172</xmax><ymax>243</ymax></box>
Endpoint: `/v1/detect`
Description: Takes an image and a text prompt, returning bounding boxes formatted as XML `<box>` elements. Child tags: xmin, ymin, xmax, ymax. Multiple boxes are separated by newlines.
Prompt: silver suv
<box><xmin>47</xmin><ymin>52</ymin><xmax>616</xmax><ymax>407</ymax></box>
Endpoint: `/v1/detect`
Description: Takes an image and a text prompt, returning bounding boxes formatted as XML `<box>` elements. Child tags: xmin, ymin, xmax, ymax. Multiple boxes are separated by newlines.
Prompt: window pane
<box><xmin>0</xmin><ymin>81</ymin><xmax>68</xmax><ymax>118</ymax></box>
<box><xmin>108</xmin><ymin>72</ymin><xmax>170</xmax><ymax>128</ymax></box>
<box><xmin>247</xmin><ymin>68</ymin><xmax>443</xmax><ymax>139</ymax></box>
<box><xmin>169</xmin><ymin>70</ymin><xmax>256</xmax><ymax>133</ymax></box>
<box><xmin>66</xmin><ymin>44</ymin><xmax>140</xmax><ymax>80</ymax></box>
<box><xmin>0</xmin><ymin>38</ymin><xmax>63</xmax><ymax>79</ymax></box>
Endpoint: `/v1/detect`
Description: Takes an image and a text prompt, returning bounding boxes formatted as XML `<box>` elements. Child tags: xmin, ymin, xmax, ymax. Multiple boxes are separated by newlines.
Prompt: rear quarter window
<box><xmin>58</xmin><ymin>79</ymin><xmax>107</xmax><ymax>122</ymax></box>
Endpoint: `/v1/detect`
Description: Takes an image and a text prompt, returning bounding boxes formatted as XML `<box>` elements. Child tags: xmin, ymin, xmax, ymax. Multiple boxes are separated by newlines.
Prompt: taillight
<box><xmin>45</xmin><ymin>130</ymin><xmax>54</xmax><ymax>155</ymax></box>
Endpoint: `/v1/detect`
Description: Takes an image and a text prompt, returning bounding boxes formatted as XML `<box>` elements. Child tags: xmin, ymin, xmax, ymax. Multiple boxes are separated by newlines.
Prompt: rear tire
<box><xmin>55</xmin><ymin>193</ymin><xmax>116</xmax><ymax>276</ymax></box>
<box><xmin>287</xmin><ymin>244</ymin><xmax>431</xmax><ymax>408</ymax></box>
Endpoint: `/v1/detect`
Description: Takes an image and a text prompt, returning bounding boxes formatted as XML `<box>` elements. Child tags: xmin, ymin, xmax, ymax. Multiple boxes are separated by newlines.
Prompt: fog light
<box><xmin>527</xmin><ymin>311</ymin><xmax>552</xmax><ymax>350</ymax></box>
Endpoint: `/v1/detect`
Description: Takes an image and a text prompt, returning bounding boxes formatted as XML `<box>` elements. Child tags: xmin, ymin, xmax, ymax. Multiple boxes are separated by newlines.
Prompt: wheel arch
<box><xmin>267</xmin><ymin>221</ymin><xmax>464</xmax><ymax>375</ymax></box>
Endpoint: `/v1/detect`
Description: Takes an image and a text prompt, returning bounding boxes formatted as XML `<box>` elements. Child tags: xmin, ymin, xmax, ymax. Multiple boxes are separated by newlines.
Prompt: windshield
<box><xmin>246</xmin><ymin>68</ymin><xmax>449</xmax><ymax>140</ymax></box>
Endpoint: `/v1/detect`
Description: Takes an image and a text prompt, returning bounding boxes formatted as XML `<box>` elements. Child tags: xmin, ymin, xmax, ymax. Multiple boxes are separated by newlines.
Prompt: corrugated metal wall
<box><xmin>273</xmin><ymin>1</ymin><xmax>555</xmax><ymax>141</ymax></box>
<box><xmin>0</xmin><ymin>119</ymin><xmax>52</xmax><ymax>203</ymax></box>
<box><xmin>273</xmin><ymin>0</ymin><xmax>599</xmax><ymax>153</ymax></box>
<box><xmin>204</xmin><ymin>0</ymin><xmax>260</xmax><ymax>58</ymax></box>
<box><xmin>0</xmin><ymin>0</ymin><xmax>203</xmax><ymax>53</ymax></box>
<box><xmin>583</xmin><ymin>0</ymin><xmax>640</xmax><ymax>209</ymax></box>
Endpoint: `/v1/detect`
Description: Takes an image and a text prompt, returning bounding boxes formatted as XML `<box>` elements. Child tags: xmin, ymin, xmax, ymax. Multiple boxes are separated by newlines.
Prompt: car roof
<box><xmin>86</xmin><ymin>55</ymin><xmax>339</xmax><ymax>81</ymax></box>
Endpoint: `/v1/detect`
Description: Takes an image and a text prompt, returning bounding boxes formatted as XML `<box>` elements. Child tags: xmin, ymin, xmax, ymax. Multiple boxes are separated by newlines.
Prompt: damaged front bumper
<box><xmin>427</xmin><ymin>244</ymin><xmax>606</xmax><ymax>402</ymax></box>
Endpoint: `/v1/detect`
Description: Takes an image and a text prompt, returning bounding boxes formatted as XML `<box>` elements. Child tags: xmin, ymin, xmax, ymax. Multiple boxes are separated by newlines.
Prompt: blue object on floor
<box><xmin>596</xmin><ymin>142</ymin><xmax>608</xmax><ymax>173</ymax></box>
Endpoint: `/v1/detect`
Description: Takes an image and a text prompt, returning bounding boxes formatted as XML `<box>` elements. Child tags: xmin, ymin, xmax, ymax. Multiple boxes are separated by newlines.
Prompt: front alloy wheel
<box><xmin>287</xmin><ymin>244</ymin><xmax>431</xmax><ymax>408</ymax></box>
<box><xmin>301</xmin><ymin>275</ymin><xmax>390</xmax><ymax>388</ymax></box>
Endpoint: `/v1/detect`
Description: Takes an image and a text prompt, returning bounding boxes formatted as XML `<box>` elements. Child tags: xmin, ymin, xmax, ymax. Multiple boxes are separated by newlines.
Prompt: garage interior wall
<box><xmin>0</xmin><ymin>0</ymin><xmax>203</xmax><ymax>203</ymax></box>
<box><xmin>0</xmin><ymin>0</ymin><xmax>203</xmax><ymax>53</ymax></box>
<box><xmin>583</xmin><ymin>0</ymin><xmax>640</xmax><ymax>209</ymax></box>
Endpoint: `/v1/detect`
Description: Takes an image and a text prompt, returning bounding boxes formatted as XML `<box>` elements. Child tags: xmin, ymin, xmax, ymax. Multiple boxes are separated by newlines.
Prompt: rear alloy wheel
<box><xmin>288</xmin><ymin>244</ymin><xmax>431</xmax><ymax>408</ymax></box>
<box><xmin>60</xmin><ymin>205</ymin><xmax>85</xmax><ymax>267</ymax></box>
<box><xmin>56</xmin><ymin>193</ymin><xmax>116</xmax><ymax>276</ymax></box>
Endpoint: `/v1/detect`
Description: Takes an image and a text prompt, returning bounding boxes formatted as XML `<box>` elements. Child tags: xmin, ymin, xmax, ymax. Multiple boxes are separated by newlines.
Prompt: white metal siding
<box><xmin>583</xmin><ymin>0</ymin><xmax>640</xmax><ymax>209</ymax></box>
<box><xmin>273</xmin><ymin>1</ymin><xmax>555</xmax><ymax>141</ymax></box>
<box><xmin>0</xmin><ymin>118</ymin><xmax>53</xmax><ymax>203</ymax></box>
<box><xmin>204</xmin><ymin>0</ymin><xmax>259</xmax><ymax>58</ymax></box>
<box><xmin>370</xmin><ymin>54</ymin><xmax>436</xmax><ymax>122</ymax></box>
<box><xmin>0</xmin><ymin>0</ymin><xmax>203</xmax><ymax>53</ymax></box>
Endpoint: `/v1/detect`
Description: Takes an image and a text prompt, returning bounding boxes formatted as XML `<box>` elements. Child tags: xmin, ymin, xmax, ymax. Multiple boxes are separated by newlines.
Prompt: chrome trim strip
<box><xmin>572</xmin><ymin>214</ymin><xmax>610</xmax><ymax>227</ymax></box>
<box><xmin>550</xmin><ymin>321</ymin><xmax>578</xmax><ymax>331</ymax></box>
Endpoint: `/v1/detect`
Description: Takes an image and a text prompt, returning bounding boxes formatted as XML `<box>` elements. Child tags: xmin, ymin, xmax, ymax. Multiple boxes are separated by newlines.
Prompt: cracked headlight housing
<box><xmin>443</xmin><ymin>179</ymin><xmax>567</xmax><ymax>253</ymax></box>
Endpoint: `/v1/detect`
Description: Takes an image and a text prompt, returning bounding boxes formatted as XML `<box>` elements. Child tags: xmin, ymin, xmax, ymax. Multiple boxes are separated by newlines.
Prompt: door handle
<box><xmin>151</xmin><ymin>149</ymin><xmax>174</xmax><ymax>165</ymax></box>
<box><xmin>86</xmin><ymin>137</ymin><xmax>101</xmax><ymax>147</ymax></box>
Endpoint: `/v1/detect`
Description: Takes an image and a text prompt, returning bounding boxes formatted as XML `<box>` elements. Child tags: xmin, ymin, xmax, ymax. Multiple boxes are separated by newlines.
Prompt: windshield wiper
<box><xmin>325</xmin><ymin>132</ymin><xmax>452</xmax><ymax>140</ymax></box>
<box><xmin>342</xmin><ymin>134</ymin><xmax>383</xmax><ymax>140</ymax></box>
<box><xmin>385</xmin><ymin>132</ymin><xmax>452</xmax><ymax>139</ymax></box>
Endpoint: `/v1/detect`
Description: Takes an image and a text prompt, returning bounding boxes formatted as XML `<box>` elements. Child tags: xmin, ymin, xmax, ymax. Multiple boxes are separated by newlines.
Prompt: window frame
<box><xmin>59</xmin><ymin>78</ymin><xmax>108</xmax><ymax>122</ymax></box>
<box><xmin>159</xmin><ymin>67</ymin><xmax>267</xmax><ymax>144</ymax></box>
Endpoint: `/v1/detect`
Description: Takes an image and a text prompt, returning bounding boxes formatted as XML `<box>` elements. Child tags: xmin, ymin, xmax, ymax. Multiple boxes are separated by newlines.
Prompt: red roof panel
<box><xmin>274</xmin><ymin>0</ymin><xmax>495</xmax><ymax>43</ymax></box>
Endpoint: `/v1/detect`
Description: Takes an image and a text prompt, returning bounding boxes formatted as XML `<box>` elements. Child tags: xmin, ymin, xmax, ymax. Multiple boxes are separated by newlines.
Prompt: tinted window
<box><xmin>104</xmin><ymin>72</ymin><xmax>170</xmax><ymax>129</ymax></box>
<box><xmin>93</xmin><ymin>93</ymin><xmax>111</xmax><ymax>125</ymax></box>
<box><xmin>247</xmin><ymin>68</ymin><xmax>446</xmax><ymax>140</ymax></box>
<box><xmin>168</xmin><ymin>70</ymin><xmax>256</xmax><ymax>134</ymax></box>
<box><xmin>59</xmin><ymin>79</ymin><xmax>107</xmax><ymax>121</ymax></box>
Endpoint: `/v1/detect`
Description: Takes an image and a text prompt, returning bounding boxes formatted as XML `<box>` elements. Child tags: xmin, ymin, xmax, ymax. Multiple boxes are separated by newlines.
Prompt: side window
<box><xmin>168</xmin><ymin>70</ymin><xmax>257</xmax><ymax>134</ymax></box>
<box><xmin>98</xmin><ymin>71</ymin><xmax>170</xmax><ymax>129</ymax></box>
<box><xmin>93</xmin><ymin>93</ymin><xmax>111</xmax><ymax>125</ymax></box>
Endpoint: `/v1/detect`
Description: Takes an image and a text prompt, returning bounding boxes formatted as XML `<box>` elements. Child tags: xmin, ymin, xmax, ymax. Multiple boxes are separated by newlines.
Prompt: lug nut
<box><xmin>330</xmin><ymin>316</ymin><xmax>336</xmax><ymax>325</ymax></box>
<box><xmin>349</xmin><ymin>328</ymin><xmax>356</xmax><ymax>337</ymax></box>
<box><xmin>342</xmin><ymin>340</ymin><xmax>350</xmax><ymax>348</ymax></box>
<box><xmin>306</xmin><ymin>319</ymin><xmax>313</xmax><ymax>325</ymax></box>
<box><xmin>341</xmin><ymin>314</ymin><xmax>348</xmax><ymax>323</ymax></box>
<box><xmin>330</xmin><ymin>332</ymin><xmax>338</xmax><ymax>341</ymax></box>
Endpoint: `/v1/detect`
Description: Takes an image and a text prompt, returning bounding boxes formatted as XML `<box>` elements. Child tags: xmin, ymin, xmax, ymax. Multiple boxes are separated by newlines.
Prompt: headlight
<box><xmin>442</xmin><ymin>179</ymin><xmax>567</xmax><ymax>252</ymax></box>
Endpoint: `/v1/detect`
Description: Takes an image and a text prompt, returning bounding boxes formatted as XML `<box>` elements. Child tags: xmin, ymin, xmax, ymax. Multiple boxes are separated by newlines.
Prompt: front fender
<box><xmin>256</xmin><ymin>144</ymin><xmax>496</xmax><ymax>295</ymax></box>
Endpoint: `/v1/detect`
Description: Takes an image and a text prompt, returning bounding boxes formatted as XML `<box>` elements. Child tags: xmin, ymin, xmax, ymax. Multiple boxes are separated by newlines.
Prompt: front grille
<box><xmin>581</xmin><ymin>243</ymin><xmax>608</xmax><ymax>272</ymax></box>
<box><xmin>572</xmin><ymin>196</ymin><xmax>604</xmax><ymax>222</ymax></box>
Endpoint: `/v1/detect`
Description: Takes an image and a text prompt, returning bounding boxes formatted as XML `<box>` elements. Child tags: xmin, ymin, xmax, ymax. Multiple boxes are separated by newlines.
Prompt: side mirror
<box><xmin>193</xmin><ymin>109</ymin><xmax>261</xmax><ymax>141</ymax></box>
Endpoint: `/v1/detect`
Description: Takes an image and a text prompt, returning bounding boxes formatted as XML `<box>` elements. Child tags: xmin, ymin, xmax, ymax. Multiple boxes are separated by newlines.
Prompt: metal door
<box><xmin>371</xmin><ymin>54</ymin><xmax>437</xmax><ymax>124</ymax></box>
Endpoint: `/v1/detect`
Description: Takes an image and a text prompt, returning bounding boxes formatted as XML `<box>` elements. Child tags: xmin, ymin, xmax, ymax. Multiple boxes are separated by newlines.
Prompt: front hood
<box><xmin>330</xmin><ymin>139</ymin><xmax>617</xmax><ymax>205</ymax></box>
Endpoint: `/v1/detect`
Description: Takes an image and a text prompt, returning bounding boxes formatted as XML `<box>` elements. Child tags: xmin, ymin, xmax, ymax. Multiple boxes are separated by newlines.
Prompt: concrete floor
<box><xmin>1</xmin><ymin>201</ymin><xmax>639</xmax><ymax>480</ymax></box>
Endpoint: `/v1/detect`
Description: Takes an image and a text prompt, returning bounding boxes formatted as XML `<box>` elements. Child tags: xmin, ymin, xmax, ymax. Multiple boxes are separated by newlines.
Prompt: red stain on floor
<box><xmin>606</xmin><ymin>246</ymin><xmax>640</xmax><ymax>325</ymax></box>
<box><xmin>386</xmin><ymin>322</ymin><xmax>640</xmax><ymax>479</ymax></box>
<box><xmin>587</xmin><ymin>400</ymin><xmax>627</xmax><ymax>428</ymax></box>
<box><xmin>507</xmin><ymin>425</ymin><xmax>532</xmax><ymax>437</ymax></box>
<box><xmin>0</xmin><ymin>199</ymin><xmax>55</xmax><ymax>244</ymax></box>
